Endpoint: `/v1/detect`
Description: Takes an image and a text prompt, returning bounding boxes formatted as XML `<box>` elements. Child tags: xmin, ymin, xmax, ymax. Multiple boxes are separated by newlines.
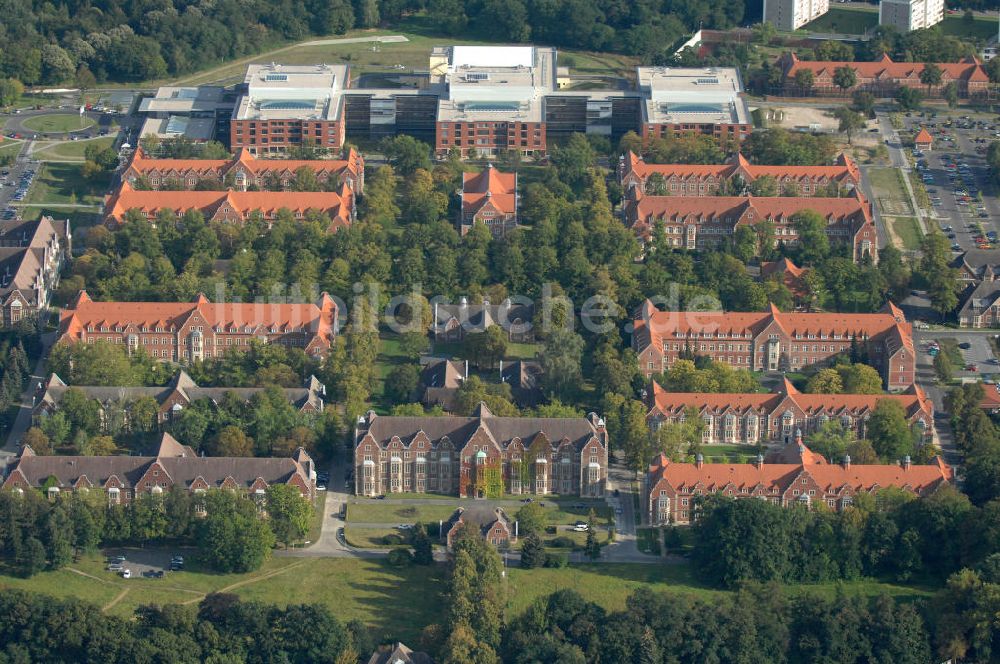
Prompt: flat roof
<box><xmin>235</xmin><ymin>63</ymin><xmax>349</xmax><ymax>121</ymax></box>
<box><xmin>636</xmin><ymin>66</ymin><xmax>750</xmax><ymax>126</ymax></box>
<box><xmin>139</xmin><ymin>86</ymin><xmax>229</xmax><ymax>115</ymax></box>
<box><xmin>140</xmin><ymin>115</ymin><xmax>216</xmax><ymax>141</ymax></box>
<box><xmin>438</xmin><ymin>46</ymin><xmax>556</xmax><ymax>123</ymax></box>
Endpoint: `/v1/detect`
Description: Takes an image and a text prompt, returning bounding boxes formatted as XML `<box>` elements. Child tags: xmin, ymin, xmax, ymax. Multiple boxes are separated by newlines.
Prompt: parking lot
<box><xmin>918</xmin><ymin>330</ymin><xmax>999</xmax><ymax>378</ymax></box>
<box><xmin>904</xmin><ymin>112</ymin><xmax>1000</xmax><ymax>253</ymax></box>
<box><xmin>105</xmin><ymin>549</ymin><xmax>187</xmax><ymax>580</ymax></box>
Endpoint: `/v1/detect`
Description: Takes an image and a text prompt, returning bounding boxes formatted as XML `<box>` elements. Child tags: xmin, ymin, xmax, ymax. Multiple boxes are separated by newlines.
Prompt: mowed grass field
<box><xmin>801</xmin><ymin>6</ymin><xmax>877</xmax><ymax>34</ymax></box>
<box><xmin>24</xmin><ymin>163</ymin><xmax>107</xmax><ymax>206</ymax></box>
<box><xmin>32</xmin><ymin>136</ymin><xmax>115</xmax><ymax>161</ymax></box>
<box><xmin>21</xmin><ymin>114</ymin><xmax>95</xmax><ymax>133</ymax></box>
<box><xmin>0</xmin><ymin>554</ymin><xmax>936</xmax><ymax>645</ymax></box>
<box><xmin>174</xmin><ymin>15</ymin><xmax>637</xmax><ymax>87</ymax></box>
<box><xmin>346</xmin><ymin>496</ymin><xmax>611</xmax><ymax>525</ymax></box>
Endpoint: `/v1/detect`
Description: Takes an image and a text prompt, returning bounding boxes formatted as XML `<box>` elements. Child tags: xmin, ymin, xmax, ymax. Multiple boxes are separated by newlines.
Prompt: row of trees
<box><xmin>692</xmin><ymin>484</ymin><xmax>1000</xmax><ymax>588</ymax></box>
<box><xmin>0</xmin><ymin>485</ymin><xmax>311</xmax><ymax>577</ymax></box>
<box><xmin>0</xmin><ymin>590</ymin><xmax>363</xmax><ymax>663</ymax></box>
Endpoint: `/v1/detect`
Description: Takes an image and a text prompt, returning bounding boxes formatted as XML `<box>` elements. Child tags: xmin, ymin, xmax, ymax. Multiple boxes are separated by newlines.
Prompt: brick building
<box><xmin>623</xmin><ymin>187</ymin><xmax>877</xmax><ymax>263</ymax></box>
<box><xmin>34</xmin><ymin>370</ymin><xmax>325</xmax><ymax>430</ymax></box>
<box><xmin>636</xmin><ymin>67</ymin><xmax>751</xmax><ymax>143</ymax></box>
<box><xmin>353</xmin><ymin>403</ymin><xmax>608</xmax><ymax>498</ymax></box>
<box><xmin>2</xmin><ymin>432</ymin><xmax>317</xmax><ymax>502</ymax></box>
<box><xmin>58</xmin><ymin>291</ymin><xmax>338</xmax><ymax>362</ymax></box>
<box><xmin>231</xmin><ymin>63</ymin><xmax>349</xmax><ymax>154</ymax></box>
<box><xmin>432</xmin><ymin>297</ymin><xmax>534</xmax><ymax>343</ymax></box>
<box><xmin>0</xmin><ymin>216</ymin><xmax>70</xmax><ymax>327</ymax></box>
<box><xmin>760</xmin><ymin>258</ymin><xmax>813</xmax><ymax>309</ymax></box>
<box><xmin>632</xmin><ymin>300</ymin><xmax>915</xmax><ymax>390</ymax></box>
<box><xmin>646</xmin><ymin>378</ymin><xmax>934</xmax><ymax>446</ymax></box>
<box><xmin>618</xmin><ymin>151</ymin><xmax>859</xmax><ymax>196</ymax></box>
<box><xmin>104</xmin><ymin>181</ymin><xmax>355</xmax><ymax>232</ymax></box>
<box><xmin>122</xmin><ymin>146</ymin><xmax>364</xmax><ymax>193</ymax></box>
<box><xmin>443</xmin><ymin>505</ymin><xmax>514</xmax><ymax>550</ymax></box>
<box><xmin>781</xmin><ymin>53</ymin><xmax>990</xmax><ymax>97</ymax></box>
<box><xmin>644</xmin><ymin>439</ymin><xmax>951</xmax><ymax>525</ymax></box>
<box><xmin>459</xmin><ymin>165</ymin><xmax>518</xmax><ymax>237</ymax></box>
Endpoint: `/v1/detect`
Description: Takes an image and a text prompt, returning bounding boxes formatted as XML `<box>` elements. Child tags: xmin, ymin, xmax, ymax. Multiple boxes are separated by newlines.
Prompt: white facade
<box><xmin>763</xmin><ymin>0</ymin><xmax>830</xmax><ymax>31</ymax></box>
<box><xmin>879</xmin><ymin>0</ymin><xmax>944</xmax><ymax>32</ymax></box>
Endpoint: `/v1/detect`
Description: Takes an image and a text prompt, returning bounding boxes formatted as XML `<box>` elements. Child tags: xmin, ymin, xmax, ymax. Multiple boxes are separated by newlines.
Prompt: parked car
<box><xmin>572</xmin><ymin>522</ymin><xmax>589</xmax><ymax>532</ymax></box>
<box><xmin>960</xmin><ymin>342</ymin><xmax>972</xmax><ymax>350</ymax></box>
<box><xmin>121</xmin><ymin>569</ymin><xmax>132</xmax><ymax>579</ymax></box>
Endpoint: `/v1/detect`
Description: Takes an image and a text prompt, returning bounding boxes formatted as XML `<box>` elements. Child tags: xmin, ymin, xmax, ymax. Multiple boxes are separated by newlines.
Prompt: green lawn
<box><xmin>938</xmin><ymin>338</ymin><xmax>965</xmax><ymax>367</ymax></box>
<box><xmin>940</xmin><ymin>14</ymin><xmax>999</xmax><ymax>42</ymax></box>
<box><xmin>0</xmin><ymin>554</ymin><xmax>940</xmax><ymax>644</ymax></box>
<box><xmin>801</xmin><ymin>6</ymin><xmax>877</xmax><ymax>34</ymax></box>
<box><xmin>0</xmin><ymin>139</ymin><xmax>23</xmax><ymax>160</ymax></box>
<box><xmin>21</xmin><ymin>114</ymin><xmax>95</xmax><ymax>133</ymax></box>
<box><xmin>347</xmin><ymin>496</ymin><xmax>611</xmax><ymax>526</ymax></box>
<box><xmin>431</xmin><ymin>340</ymin><xmax>540</xmax><ymax>360</ymax></box>
<box><xmin>868</xmin><ymin>167</ymin><xmax>913</xmax><ymax>217</ymax></box>
<box><xmin>506</xmin><ymin>564</ymin><xmax>935</xmax><ymax>615</ymax></box>
<box><xmin>344</xmin><ymin>526</ymin><xmax>412</xmax><ymax>548</ymax></box>
<box><xmin>888</xmin><ymin>216</ymin><xmax>923</xmax><ymax>251</ymax></box>
<box><xmin>25</xmin><ymin>163</ymin><xmax>107</xmax><ymax>206</ymax></box>
<box><xmin>33</xmin><ymin>137</ymin><xmax>115</xmax><ymax>161</ymax></box>
<box><xmin>348</xmin><ymin>502</ymin><xmax>461</xmax><ymax>524</ymax></box>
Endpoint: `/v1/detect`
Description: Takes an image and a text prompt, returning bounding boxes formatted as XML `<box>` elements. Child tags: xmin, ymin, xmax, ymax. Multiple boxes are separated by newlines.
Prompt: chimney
<box><xmin>755</xmin><ymin>453</ymin><xmax>764</xmax><ymax>468</ymax></box>
<box><xmin>695</xmin><ymin>453</ymin><xmax>704</xmax><ymax>469</ymax></box>
<box><xmin>902</xmin><ymin>455</ymin><xmax>911</xmax><ymax>470</ymax></box>
<box><xmin>842</xmin><ymin>454</ymin><xmax>851</xmax><ymax>470</ymax></box>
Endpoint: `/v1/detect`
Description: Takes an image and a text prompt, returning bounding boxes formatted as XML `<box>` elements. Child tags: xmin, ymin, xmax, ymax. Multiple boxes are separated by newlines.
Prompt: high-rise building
<box><xmin>763</xmin><ymin>0</ymin><xmax>830</xmax><ymax>31</ymax></box>
<box><xmin>879</xmin><ymin>0</ymin><xmax>944</xmax><ymax>32</ymax></box>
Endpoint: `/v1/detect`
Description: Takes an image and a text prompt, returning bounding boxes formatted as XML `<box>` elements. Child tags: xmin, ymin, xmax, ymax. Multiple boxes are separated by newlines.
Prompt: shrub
<box><xmin>549</xmin><ymin>536</ymin><xmax>576</xmax><ymax>549</ymax></box>
<box><xmin>387</xmin><ymin>548</ymin><xmax>413</xmax><ymax>567</ymax></box>
<box><xmin>543</xmin><ymin>553</ymin><xmax>568</xmax><ymax>568</ymax></box>
<box><xmin>381</xmin><ymin>533</ymin><xmax>406</xmax><ymax>546</ymax></box>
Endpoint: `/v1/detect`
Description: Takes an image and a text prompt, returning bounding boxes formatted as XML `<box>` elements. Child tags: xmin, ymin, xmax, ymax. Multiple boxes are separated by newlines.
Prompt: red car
<box><xmin>966</xmin><ymin>364</ymin><xmax>978</xmax><ymax>372</ymax></box>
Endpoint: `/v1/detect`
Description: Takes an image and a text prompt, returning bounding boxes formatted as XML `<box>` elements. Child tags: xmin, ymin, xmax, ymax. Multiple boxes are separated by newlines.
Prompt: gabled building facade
<box><xmin>58</xmin><ymin>291</ymin><xmax>338</xmax><ymax>362</ymax></box>
<box><xmin>3</xmin><ymin>433</ymin><xmax>317</xmax><ymax>502</ymax></box>
<box><xmin>432</xmin><ymin>297</ymin><xmax>534</xmax><ymax>343</ymax></box>
<box><xmin>0</xmin><ymin>216</ymin><xmax>70</xmax><ymax>327</ymax></box>
<box><xmin>443</xmin><ymin>506</ymin><xmax>514</xmax><ymax>549</ymax></box>
<box><xmin>104</xmin><ymin>181</ymin><xmax>355</xmax><ymax>232</ymax></box>
<box><xmin>781</xmin><ymin>53</ymin><xmax>990</xmax><ymax>97</ymax></box>
<box><xmin>646</xmin><ymin>378</ymin><xmax>934</xmax><ymax>446</ymax></box>
<box><xmin>618</xmin><ymin>151</ymin><xmax>859</xmax><ymax>197</ymax></box>
<box><xmin>459</xmin><ymin>165</ymin><xmax>518</xmax><ymax>237</ymax></box>
<box><xmin>632</xmin><ymin>300</ymin><xmax>915</xmax><ymax>390</ymax></box>
<box><xmin>122</xmin><ymin>146</ymin><xmax>364</xmax><ymax>193</ymax></box>
<box><xmin>645</xmin><ymin>442</ymin><xmax>952</xmax><ymax>525</ymax></box>
<box><xmin>353</xmin><ymin>404</ymin><xmax>608</xmax><ymax>498</ymax></box>
<box><xmin>34</xmin><ymin>370</ymin><xmax>325</xmax><ymax>430</ymax></box>
<box><xmin>623</xmin><ymin>187</ymin><xmax>877</xmax><ymax>263</ymax></box>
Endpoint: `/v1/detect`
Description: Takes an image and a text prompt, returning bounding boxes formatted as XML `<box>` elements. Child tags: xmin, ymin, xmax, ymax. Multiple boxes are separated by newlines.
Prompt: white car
<box><xmin>573</xmin><ymin>522</ymin><xmax>589</xmax><ymax>532</ymax></box>
<box><xmin>121</xmin><ymin>569</ymin><xmax>131</xmax><ymax>579</ymax></box>
<box><xmin>397</xmin><ymin>524</ymin><xmax>413</xmax><ymax>530</ymax></box>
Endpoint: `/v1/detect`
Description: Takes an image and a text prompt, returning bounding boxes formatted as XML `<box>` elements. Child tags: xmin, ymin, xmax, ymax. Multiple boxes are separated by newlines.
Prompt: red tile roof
<box><xmin>634</xmin><ymin>301</ymin><xmax>914</xmax><ymax>355</ymax></box>
<box><xmin>649</xmin><ymin>379</ymin><xmax>933</xmax><ymax>422</ymax></box>
<box><xmin>461</xmin><ymin>165</ymin><xmax>517</xmax><ymax>216</ymax></box>
<box><xmin>647</xmin><ymin>452</ymin><xmax>952</xmax><ymax>495</ymax></box>
<box><xmin>104</xmin><ymin>181</ymin><xmax>354</xmax><ymax>231</ymax></box>
<box><xmin>627</xmin><ymin>190</ymin><xmax>872</xmax><ymax>227</ymax></box>
<box><xmin>784</xmin><ymin>53</ymin><xmax>989</xmax><ymax>84</ymax></box>
<box><xmin>622</xmin><ymin>151</ymin><xmax>860</xmax><ymax>185</ymax></box>
<box><xmin>58</xmin><ymin>290</ymin><xmax>338</xmax><ymax>348</ymax></box>
<box><xmin>914</xmin><ymin>127</ymin><xmax>933</xmax><ymax>146</ymax></box>
<box><xmin>126</xmin><ymin>146</ymin><xmax>364</xmax><ymax>180</ymax></box>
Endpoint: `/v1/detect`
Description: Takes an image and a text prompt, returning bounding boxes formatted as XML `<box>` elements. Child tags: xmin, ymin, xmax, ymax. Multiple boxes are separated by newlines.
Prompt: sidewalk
<box><xmin>2</xmin><ymin>330</ymin><xmax>56</xmax><ymax>457</ymax></box>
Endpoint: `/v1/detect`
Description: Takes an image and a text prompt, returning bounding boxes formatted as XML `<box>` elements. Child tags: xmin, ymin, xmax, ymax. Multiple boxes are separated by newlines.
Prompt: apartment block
<box><xmin>764</xmin><ymin>0</ymin><xmax>830</xmax><ymax>30</ymax></box>
<box><xmin>879</xmin><ymin>0</ymin><xmax>944</xmax><ymax>32</ymax></box>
